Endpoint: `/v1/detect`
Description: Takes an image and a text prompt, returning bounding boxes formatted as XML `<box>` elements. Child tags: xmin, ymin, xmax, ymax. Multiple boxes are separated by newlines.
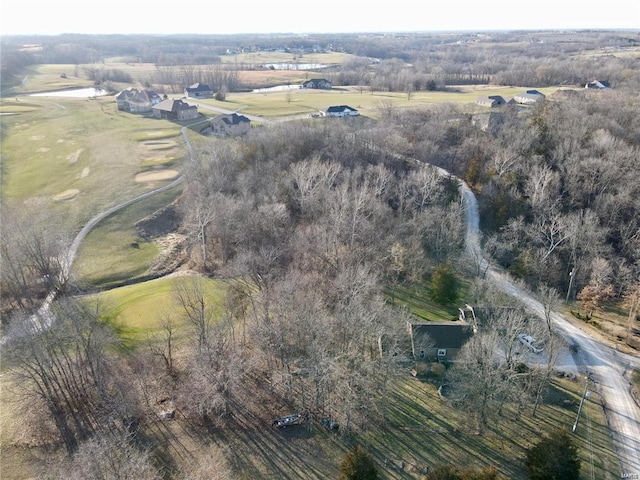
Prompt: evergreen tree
<box><xmin>338</xmin><ymin>445</ymin><xmax>378</xmax><ymax>480</ymax></box>
<box><xmin>525</xmin><ymin>429</ymin><xmax>580</xmax><ymax>480</ymax></box>
<box><xmin>430</xmin><ymin>264</ymin><xmax>458</xmax><ymax>305</ymax></box>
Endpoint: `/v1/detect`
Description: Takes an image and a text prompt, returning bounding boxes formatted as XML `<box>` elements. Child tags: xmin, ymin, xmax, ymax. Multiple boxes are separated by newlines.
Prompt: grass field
<box><xmin>1</xmin><ymin>95</ymin><xmax>187</xmax><ymax>233</ymax></box>
<box><xmin>196</xmin><ymin>85</ymin><xmax>564</xmax><ymax>119</ymax></box>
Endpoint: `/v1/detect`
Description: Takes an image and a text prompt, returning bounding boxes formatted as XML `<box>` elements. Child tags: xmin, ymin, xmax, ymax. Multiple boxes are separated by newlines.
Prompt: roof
<box><xmin>116</xmin><ymin>88</ymin><xmax>160</xmax><ymax>102</ymax></box>
<box><xmin>326</xmin><ymin>105</ymin><xmax>357</xmax><ymax>113</ymax></box>
<box><xmin>409</xmin><ymin>322</ymin><xmax>474</xmax><ymax>349</ymax></box>
<box><xmin>214</xmin><ymin>113</ymin><xmax>250</xmax><ymax>125</ymax></box>
<box><xmin>153</xmin><ymin>99</ymin><xmax>194</xmax><ymax>112</ymax></box>
<box><xmin>185</xmin><ymin>83</ymin><xmax>212</xmax><ymax>92</ymax></box>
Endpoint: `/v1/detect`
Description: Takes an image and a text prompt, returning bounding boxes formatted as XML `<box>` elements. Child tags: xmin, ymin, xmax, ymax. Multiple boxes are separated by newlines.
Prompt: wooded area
<box><xmin>1</xmin><ymin>30</ymin><xmax>639</xmax><ymax>479</ymax></box>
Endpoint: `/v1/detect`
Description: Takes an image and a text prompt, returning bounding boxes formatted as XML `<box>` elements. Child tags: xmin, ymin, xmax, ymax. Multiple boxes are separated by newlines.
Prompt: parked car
<box><xmin>518</xmin><ymin>333</ymin><xmax>543</xmax><ymax>353</ymax></box>
<box><xmin>272</xmin><ymin>413</ymin><xmax>302</xmax><ymax>429</ymax></box>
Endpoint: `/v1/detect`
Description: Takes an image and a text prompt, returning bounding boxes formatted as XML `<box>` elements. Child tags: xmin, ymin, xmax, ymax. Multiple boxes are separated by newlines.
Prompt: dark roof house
<box><xmin>325</xmin><ymin>105</ymin><xmax>359</xmax><ymax>117</ymax></box>
<box><xmin>207</xmin><ymin>113</ymin><xmax>251</xmax><ymax>136</ymax></box>
<box><xmin>184</xmin><ymin>83</ymin><xmax>214</xmax><ymax>98</ymax></box>
<box><xmin>476</xmin><ymin>95</ymin><xmax>506</xmax><ymax>107</ymax></box>
<box><xmin>302</xmin><ymin>78</ymin><xmax>332</xmax><ymax>89</ymax></box>
<box><xmin>407</xmin><ymin>321</ymin><xmax>475</xmax><ymax>362</ymax></box>
<box><xmin>152</xmin><ymin>99</ymin><xmax>198</xmax><ymax>121</ymax></box>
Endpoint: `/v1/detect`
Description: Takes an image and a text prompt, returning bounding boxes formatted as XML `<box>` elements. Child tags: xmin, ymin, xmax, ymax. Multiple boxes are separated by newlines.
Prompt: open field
<box><xmin>70</xmin><ymin>185</ymin><xmax>183</xmax><ymax>289</ymax></box>
<box><xmin>1</xmin><ymin>94</ymin><xmax>188</xmax><ymax>234</ymax></box>
<box><xmin>197</xmin><ymin>85</ymin><xmax>565</xmax><ymax>119</ymax></box>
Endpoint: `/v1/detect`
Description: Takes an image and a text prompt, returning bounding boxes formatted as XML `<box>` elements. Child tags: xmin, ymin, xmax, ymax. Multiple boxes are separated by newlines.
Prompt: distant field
<box><xmin>197</xmin><ymin>85</ymin><xmax>564</xmax><ymax>119</ymax></box>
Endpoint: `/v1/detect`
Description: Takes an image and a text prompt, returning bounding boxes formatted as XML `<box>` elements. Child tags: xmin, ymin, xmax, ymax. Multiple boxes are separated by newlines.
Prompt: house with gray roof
<box><xmin>325</xmin><ymin>105</ymin><xmax>359</xmax><ymax>117</ymax></box>
<box><xmin>514</xmin><ymin>89</ymin><xmax>545</xmax><ymax>105</ymax></box>
<box><xmin>407</xmin><ymin>321</ymin><xmax>475</xmax><ymax>362</ymax></box>
<box><xmin>184</xmin><ymin>83</ymin><xmax>214</xmax><ymax>98</ymax></box>
<box><xmin>207</xmin><ymin>113</ymin><xmax>251</xmax><ymax>136</ymax></box>
<box><xmin>302</xmin><ymin>78</ymin><xmax>332</xmax><ymax>89</ymax></box>
<box><xmin>115</xmin><ymin>88</ymin><xmax>162</xmax><ymax>113</ymax></box>
<box><xmin>152</xmin><ymin>99</ymin><xmax>198</xmax><ymax>121</ymax></box>
<box><xmin>476</xmin><ymin>95</ymin><xmax>506</xmax><ymax>108</ymax></box>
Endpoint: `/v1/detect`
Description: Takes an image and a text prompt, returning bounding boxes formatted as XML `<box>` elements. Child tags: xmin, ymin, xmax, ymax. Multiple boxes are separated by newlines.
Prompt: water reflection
<box><xmin>30</xmin><ymin>87</ymin><xmax>109</xmax><ymax>98</ymax></box>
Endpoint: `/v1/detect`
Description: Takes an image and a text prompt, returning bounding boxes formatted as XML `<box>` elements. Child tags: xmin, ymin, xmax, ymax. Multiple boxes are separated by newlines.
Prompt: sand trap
<box><xmin>79</xmin><ymin>167</ymin><xmax>90</xmax><ymax>179</ymax></box>
<box><xmin>53</xmin><ymin>189</ymin><xmax>80</xmax><ymax>201</ymax></box>
<box><xmin>37</xmin><ymin>147</ymin><xmax>50</xmax><ymax>153</ymax></box>
<box><xmin>30</xmin><ymin>135</ymin><xmax>44</xmax><ymax>141</ymax></box>
<box><xmin>143</xmin><ymin>140</ymin><xmax>177</xmax><ymax>149</ymax></box>
<box><xmin>67</xmin><ymin>149</ymin><xmax>83</xmax><ymax>163</ymax></box>
<box><xmin>135</xmin><ymin>169</ymin><xmax>179</xmax><ymax>183</ymax></box>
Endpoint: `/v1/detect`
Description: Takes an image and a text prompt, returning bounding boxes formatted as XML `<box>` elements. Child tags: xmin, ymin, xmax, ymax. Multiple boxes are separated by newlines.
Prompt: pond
<box><xmin>260</xmin><ymin>63</ymin><xmax>330</xmax><ymax>70</ymax></box>
<box><xmin>30</xmin><ymin>87</ymin><xmax>109</xmax><ymax>98</ymax></box>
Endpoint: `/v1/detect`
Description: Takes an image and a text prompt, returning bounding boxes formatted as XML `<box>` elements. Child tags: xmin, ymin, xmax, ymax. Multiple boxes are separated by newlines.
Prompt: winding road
<box><xmin>458</xmin><ymin>171</ymin><xmax>640</xmax><ymax>477</ymax></box>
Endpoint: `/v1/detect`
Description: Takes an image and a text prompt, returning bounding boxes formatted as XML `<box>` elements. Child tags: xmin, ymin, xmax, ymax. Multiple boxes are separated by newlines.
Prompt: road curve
<box><xmin>457</xmin><ymin>173</ymin><xmax>640</xmax><ymax>477</ymax></box>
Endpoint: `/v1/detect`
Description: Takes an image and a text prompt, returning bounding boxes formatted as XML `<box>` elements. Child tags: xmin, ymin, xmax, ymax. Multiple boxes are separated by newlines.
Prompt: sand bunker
<box><xmin>37</xmin><ymin>147</ymin><xmax>50</xmax><ymax>153</ymax></box>
<box><xmin>79</xmin><ymin>167</ymin><xmax>90</xmax><ymax>179</ymax></box>
<box><xmin>30</xmin><ymin>135</ymin><xmax>44</xmax><ymax>141</ymax></box>
<box><xmin>53</xmin><ymin>189</ymin><xmax>80</xmax><ymax>201</ymax></box>
<box><xmin>67</xmin><ymin>149</ymin><xmax>83</xmax><ymax>163</ymax></box>
<box><xmin>143</xmin><ymin>140</ymin><xmax>178</xmax><ymax>150</ymax></box>
<box><xmin>135</xmin><ymin>170</ymin><xmax>179</xmax><ymax>183</ymax></box>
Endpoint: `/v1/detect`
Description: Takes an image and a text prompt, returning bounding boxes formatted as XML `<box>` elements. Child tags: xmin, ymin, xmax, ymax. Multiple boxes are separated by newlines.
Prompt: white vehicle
<box><xmin>518</xmin><ymin>333</ymin><xmax>543</xmax><ymax>353</ymax></box>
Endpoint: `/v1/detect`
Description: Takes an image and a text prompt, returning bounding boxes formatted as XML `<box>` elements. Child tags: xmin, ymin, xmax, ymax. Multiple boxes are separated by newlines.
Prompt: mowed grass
<box><xmin>387</xmin><ymin>279</ymin><xmax>472</xmax><ymax>322</ymax></box>
<box><xmin>94</xmin><ymin>275</ymin><xmax>227</xmax><ymax>344</ymax></box>
<box><xmin>71</xmin><ymin>185</ymin><xmax>182</xmax><ymax>289</ymax></box>
<box><xmin>197</xmin><ymin>85</ymin><xmax>564</xmax><ymax>119</ymax></box>
<box><xmin>1</xmin><ymin>94</ymin><xmax>186</xmax><ymax>232</ymax></box>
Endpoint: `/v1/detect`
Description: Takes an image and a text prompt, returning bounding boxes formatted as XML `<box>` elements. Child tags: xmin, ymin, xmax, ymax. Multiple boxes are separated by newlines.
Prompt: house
<box><xmin>514</xmin><ymin>90</ymin><xmax>545</xmax><ymax>105</ymax></box>
<box><xmin>585</xmin><ymin>80</ymin><xmax>610</xmax><ymax>89</ymax></box>
<box><xmin>476</xmin><ymin>95</ymin><xmax>506</xmax><ymax>107</ymax></box>
<box><xmin>302</xmin><ymin>78</ymin><xmax>332</xmax><ymax>89</ymax></box>
<box><xmin>184</xmin><ymin>83</ymin><xmax>214</xmax><ymax>98</ymax></box>
<box><xmin>207</xmin><ymin>113</ymin><xmax>251</xmax><ymax>136</ymax></box>
<box><xmin>407</xmin><ymin>321</ymin><xmax>475</xmax><ymax>362</ymax></box>
<box><xmin>151</xmin><ymin>99</ymin><xmax>198</xmax><ymax>121</ymax></box>
<box><xmin>471</xmin><ymin>112</ymin><xmax>504</xmax><ymax>134</ymax></box>
<box><xmin>325</xmin><ymin>105</ymin><xmax>359</xmax><ymax>117</ymax></box>
<box><xmin>115</xmin><ymin>88</ymin><xmax>162</xmax><ymax>113</ymax></box>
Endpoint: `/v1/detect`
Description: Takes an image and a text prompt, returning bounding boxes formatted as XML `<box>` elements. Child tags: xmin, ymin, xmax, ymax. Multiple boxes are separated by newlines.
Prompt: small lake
<box><xmin>260</xmin><ymin>63</ymin><xmax>330</xmax><ymax>70</ymax></box>
<box><xmin>30</xmin><ymin>87</ymin><xmax>109</xmax><ymax>98</ymax></box>
<box><xmin>253</xmin><ymin>85</ymin><xmax>302</xmax><ymax>93</ymax></box>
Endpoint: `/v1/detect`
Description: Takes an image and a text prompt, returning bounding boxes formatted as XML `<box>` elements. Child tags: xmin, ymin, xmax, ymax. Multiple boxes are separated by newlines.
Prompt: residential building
<box><xmin>152</xmin><ymin>99</ymin><xmax>198</xmax><ymax>121</ymax></box>
<box><xmin>115</xmin><ymin>88</ymin><xmax>162</xmax><ymax>113</ymax></box>
<box><xmin>325</xmin><ymin>105</ymin><xmax>359</xmax><ymax>117</ymax></box>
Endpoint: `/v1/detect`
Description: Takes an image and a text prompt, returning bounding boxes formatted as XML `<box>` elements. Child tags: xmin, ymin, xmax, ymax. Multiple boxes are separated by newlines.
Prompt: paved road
<box><xmin>458</xmin><ymin>173</ymin><xmax>640</xmax><ymax>477</ymax></box>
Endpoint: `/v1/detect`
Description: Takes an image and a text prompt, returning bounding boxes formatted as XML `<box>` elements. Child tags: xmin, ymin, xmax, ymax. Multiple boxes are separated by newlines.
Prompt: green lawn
<box><xmin>197</xmin><ymin>85</ymin><xmax>564</xmax><ymax>119</ymax></box>
<box><xmin>93</xmin><ymin>275</ymin><xmax>227</xmax><ymax>344</ymax></box>
<box><xmin>1</xmin><ymin>95</ymin><xmax>186</xmax><ymax>233</ymax></box>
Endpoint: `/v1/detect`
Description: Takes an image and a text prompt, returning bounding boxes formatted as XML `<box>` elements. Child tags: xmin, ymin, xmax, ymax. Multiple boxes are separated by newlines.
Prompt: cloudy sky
<box><xmin>1</xmin><ymin>0</ymin><xmax>638</xmax><ymax>36</ymax></box>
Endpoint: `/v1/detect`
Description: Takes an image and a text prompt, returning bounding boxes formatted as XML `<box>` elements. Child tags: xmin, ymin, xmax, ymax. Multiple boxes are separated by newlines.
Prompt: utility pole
<box><xmin>573</xmin><ymin>376</ymin><xmax>590</xmax><ymax>433</ymax></box>
<box><xmin>566</xmin><ymin>268</ymin><xmax>575</xmax><ymax>303</ymax></box>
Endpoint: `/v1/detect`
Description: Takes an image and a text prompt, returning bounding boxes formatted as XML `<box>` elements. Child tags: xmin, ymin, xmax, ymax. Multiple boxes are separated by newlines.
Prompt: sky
<box><xmin>1</xmin><ymin>0</ymin><xmax>639</xmax><ymax>36</ymax></box>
